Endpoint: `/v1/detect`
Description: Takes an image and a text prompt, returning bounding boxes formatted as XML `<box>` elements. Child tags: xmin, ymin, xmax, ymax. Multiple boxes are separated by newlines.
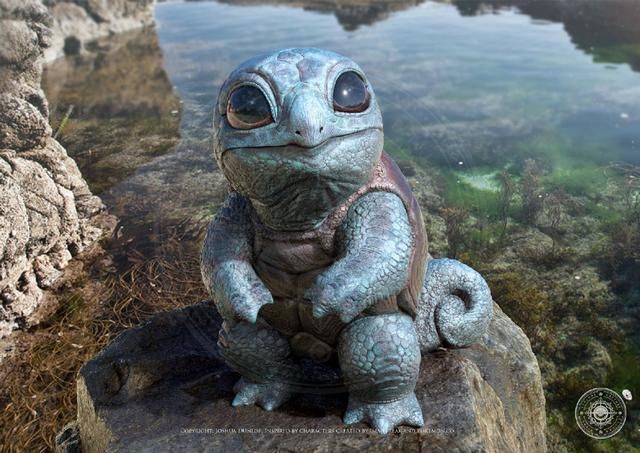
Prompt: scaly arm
<box><xmin>201</xmin><ymin>192</ymin><xmax>273</xmax><ymax>325</ymax></box>
<box><xmin>305</xmin><ymin>191</ymin><xmax>412</xmax><ymax>323</ymax></box>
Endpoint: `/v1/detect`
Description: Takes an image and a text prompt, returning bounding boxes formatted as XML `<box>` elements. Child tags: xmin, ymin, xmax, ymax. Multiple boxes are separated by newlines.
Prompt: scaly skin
<box><xmin>218</xmin><ymin>319</ymin><xmax>301</xmax><ymax>410</ymax></box>
<box><xmin>416</xmin><ymin>258</ymin><xmax>493</xmax><ymax>352</ymax></box>
<box><xmin>200</xmin><ymin>193</ymin><xmax>273</xmax><ymax>325</ymax></box>
<box><xmin>304</xmin><ymin>191</ymin><xmax>413</xmax><ymax>323</ymax></box>
<box><xmin>338</xmin><ymin>313</ymin><xmax>423</xmax><ymax>434</ymax></box>
<box><xmin>201</xmin><ymin>48</ymin><xmax>494</xmax><ymax>434</ymax></box>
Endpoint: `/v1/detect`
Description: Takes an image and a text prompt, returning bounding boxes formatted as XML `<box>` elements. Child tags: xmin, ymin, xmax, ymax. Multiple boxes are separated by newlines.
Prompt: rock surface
<box><xmin>68</xmin><ymin>301</ymin><xmax>546</xmax><ymax>452</ymax></box>
<box><xmin>44</xmin><ymin>0</ymin><xmax>156</xmax><ymax>62</ymax></box>
<box><xmin>0</xmin><ymin>0</ymin><xmax>108</xmax><ymax>338</ymax></box>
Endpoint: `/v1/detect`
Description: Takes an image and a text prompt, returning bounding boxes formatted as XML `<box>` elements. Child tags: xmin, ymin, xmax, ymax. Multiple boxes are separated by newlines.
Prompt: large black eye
<box><xmin>226</xmin><ymin>85</ymin><xmax>273</xmax><ymax>129</ymax></box>
<box><xmin>333</xmin><ymin>71</ymin><xmax>370</xmax><ymax>113</ymax></box>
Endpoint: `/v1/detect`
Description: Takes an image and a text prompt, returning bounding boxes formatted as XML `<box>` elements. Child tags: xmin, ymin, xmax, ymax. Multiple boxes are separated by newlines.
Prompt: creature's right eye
<box><xmin>226</xmin><ymin>85</ymin><xmax>273</xmax><ymax>130</ymax></box>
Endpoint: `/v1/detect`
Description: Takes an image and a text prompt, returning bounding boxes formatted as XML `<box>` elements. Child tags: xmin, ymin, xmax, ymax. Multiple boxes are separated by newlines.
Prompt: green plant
<box><xmin>440</xmin><ymin>206</ymin><xmax>469</xmax><ymax>258</ymax></box>
<box><xmin>487</xmin><ymin>271</ymin><xmax>555</xmax><ymax>355</ymax></box>
<box><xmin>496</xmin><ymin>169</ymin><xmax>515</xmax><ymax>243</ymax></box>
<box><xmin>519</xmin><ymin>159</ymin><xmax>543</xmax><ymax>226</ymax></box>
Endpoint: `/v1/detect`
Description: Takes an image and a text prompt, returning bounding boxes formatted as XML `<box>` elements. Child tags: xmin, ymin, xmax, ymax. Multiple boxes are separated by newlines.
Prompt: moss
<box><xmin>509</xmin><ymin>132</ymin><xmax>611</xmax><ymax>198</ymax></box>
<box><xmin>53</xmin><ymin>293</ymin><xmax>85</xmax><ymax>322</ymax></box>
<box><xmin>443</xmin><ymin>172</ymin><xmax>502</xmax><ymax>220</ymax></box>
<box><xmin>486</xmin><ymin>271</ymin><xmax>556</xmax><ymax>355</ymax></box>
<box><xmin>384</xmin><ymin>139</ymin><xmax>414</xmax><ymax>161</ymax></box>
<box><xmin>384</xmin><ymin>139</ymin><xmax>433</xmax><ymax>172</ymax></box>
<box><xmin>590</xmin><ymin>203</ymin><xmax>624</xmax><ymax>224</ymax></box>
<box><xmin>544</xmin><ymin>165</ymin><xmax>609</xmax><ymax>197</ymax></box>
<box><xmin>607</xmin><ymin>346</ymin><xmax>640</xmax><ymax>391</ymax></box>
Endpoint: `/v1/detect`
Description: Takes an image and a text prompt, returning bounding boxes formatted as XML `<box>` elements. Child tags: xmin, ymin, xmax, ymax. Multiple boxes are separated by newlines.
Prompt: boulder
<box><xmin>0</xmin><ymin>0</ymin><xmax>109</xmax><ymax>339</ymax></box>
<box><xmin>67</xmin><ymin>301</ymin><xmax>546</xmax><ymax>452</ymax></box>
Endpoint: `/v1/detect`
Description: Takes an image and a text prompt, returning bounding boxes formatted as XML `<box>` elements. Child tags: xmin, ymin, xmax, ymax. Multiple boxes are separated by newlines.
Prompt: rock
<box><xmin>44</xmin><ymin>0</ymin><xmax>156</xmax><ymax>62</ymax></box>
<box><xmin>68</xmin><ymin>301</ymin><xmax>546</xmax><ymax>452</ymax></box>
<box><xmin>0</xmin><ymin>0</ymin><xmax>109</xmax><ymax>338</ymax></box>
<box><xmin>0</xmin><ymin>94</ymin><xmax>51</xmax><ymax>150</ymax></box>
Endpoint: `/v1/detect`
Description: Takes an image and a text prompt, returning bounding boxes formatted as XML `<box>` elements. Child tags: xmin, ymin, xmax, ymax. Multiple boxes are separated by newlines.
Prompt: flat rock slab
<box><xmin>69</xmin><ymin>301</ymin><xmax>546</xmax><ymax>452</ymax></box>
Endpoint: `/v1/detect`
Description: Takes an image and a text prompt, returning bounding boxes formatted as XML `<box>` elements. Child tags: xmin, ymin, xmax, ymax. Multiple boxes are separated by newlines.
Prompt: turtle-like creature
<box><xmin>201</xmin><ymin>48</ymin><xmax>493</xmax><ymax>434</ymax></box>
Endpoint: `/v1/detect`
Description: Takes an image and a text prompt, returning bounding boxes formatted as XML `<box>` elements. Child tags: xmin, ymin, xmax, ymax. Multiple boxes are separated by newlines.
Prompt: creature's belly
<box><xmin>253</xmin><ymin>238</ymin><xmax>334</xmax><ymax>300</ymax></box>
<box><xmin>254</xmin><ymin>236</ymin><xmax>345</xmax><ymax>358</ymax></box>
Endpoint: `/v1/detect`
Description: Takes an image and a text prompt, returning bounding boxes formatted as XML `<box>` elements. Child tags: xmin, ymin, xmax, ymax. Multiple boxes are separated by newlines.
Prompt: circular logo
<box><xmin>575</xmin><ymin>388</ymin><xmax>627</xmax><ymax>439</ymax></box>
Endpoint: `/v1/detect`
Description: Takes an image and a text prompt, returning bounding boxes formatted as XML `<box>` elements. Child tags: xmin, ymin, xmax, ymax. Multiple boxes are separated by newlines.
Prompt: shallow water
<box><xmin>43</xmin><ymin>0</ymin><xmax>640</xmax><ymax>449</ymax></box>
<box><xmin>45</xmin><ymin>0</ymin><xmax>640</xmax><ymax>233</ymax></box>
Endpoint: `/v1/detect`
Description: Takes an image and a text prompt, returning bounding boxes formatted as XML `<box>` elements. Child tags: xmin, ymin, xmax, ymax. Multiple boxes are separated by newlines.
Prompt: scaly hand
<box><xmin>304</xmin><ymin>273</ymin><xmax>367</xmax><ymax>324</ymax></box>
<box><xmin>212</xmin><ymin>261</ymin><xmax>273</xmax><ymax>325</ymax></box>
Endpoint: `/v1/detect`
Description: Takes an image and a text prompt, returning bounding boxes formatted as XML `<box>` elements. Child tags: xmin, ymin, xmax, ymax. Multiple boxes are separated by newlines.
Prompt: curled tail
<box><xmin>415</xmin><ymin>258</ymin><xmax>493</xmax><ymax>353</ymax></box>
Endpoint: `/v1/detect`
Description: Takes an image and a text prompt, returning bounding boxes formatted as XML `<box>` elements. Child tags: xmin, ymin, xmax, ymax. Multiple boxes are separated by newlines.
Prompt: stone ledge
<box><xmin>63</xmin><ymin>301</ymin><xmax>546</xmax><ymax>452</ymax></box>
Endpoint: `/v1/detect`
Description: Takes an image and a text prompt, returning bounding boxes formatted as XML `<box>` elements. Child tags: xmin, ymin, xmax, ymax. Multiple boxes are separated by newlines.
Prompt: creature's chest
<box><xmin>252</xmin><ymin>223</ymin><xmax>339</xmax><ymax>300</ymax></box>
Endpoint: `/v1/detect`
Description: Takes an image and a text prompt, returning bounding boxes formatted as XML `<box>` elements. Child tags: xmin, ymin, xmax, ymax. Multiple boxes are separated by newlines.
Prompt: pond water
<box><xmin>43</xmin><ymin>0</ymin><xmax>640</xmax><ymax>449</ymax></box>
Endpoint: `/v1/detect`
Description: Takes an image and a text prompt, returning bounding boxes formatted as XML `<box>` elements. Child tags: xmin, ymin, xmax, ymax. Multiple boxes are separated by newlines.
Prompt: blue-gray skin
<box><xmin>201</xmin><ymin>48</ymin><xmax>493</xmax><ymax>434</ymax></box>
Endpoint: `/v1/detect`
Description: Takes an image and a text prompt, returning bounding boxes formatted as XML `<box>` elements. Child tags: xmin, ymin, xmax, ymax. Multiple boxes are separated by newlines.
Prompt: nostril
<box><xmin>319</xmin><ymin>126</ymin><xmax>324</xmax><ymax>133</ymax></box>
<box><xmin>295</xmin><ymin>130</ymin><xmax>302</xmax><ymax>136</ymax></box>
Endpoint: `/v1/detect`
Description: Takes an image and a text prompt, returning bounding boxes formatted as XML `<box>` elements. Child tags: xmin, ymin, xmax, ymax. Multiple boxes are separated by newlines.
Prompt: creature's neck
<box><xmin>249</xmin><ymin>194</ymin><xmax>338</xmax><ymax>233</ymax></box>
<box><xmin>248</xmin><ymin>156</ymin><xmax>386</xmax><ymax>233</ymax></box>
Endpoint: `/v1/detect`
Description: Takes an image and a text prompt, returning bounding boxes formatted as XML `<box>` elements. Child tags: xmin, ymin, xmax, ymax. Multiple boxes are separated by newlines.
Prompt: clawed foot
<box><xmin>344</xmin><ymin>392</ymin><xmax>424</xmax><ymax>434</ymax></box>
<box><xmin>231</xmin><ymin>377</ymin><xmax>293</xmax><ymax>411</ymax></box>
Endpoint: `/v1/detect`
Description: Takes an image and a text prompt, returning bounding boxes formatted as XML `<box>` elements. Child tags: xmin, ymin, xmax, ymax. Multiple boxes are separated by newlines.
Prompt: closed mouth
<box><xmin>223</xmin><ymin>126</ymin><xmax>382</xmax><ymax>154</ymax></box>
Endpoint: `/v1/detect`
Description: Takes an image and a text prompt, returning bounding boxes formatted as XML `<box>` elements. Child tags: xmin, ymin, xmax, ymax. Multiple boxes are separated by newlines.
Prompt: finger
<box><xmin>339</xmin><ymin>310</ymin><xmax>357</xmax><ymax>323</ymax></box>
<box><xmin>236</xmin><ymin>299</ymin><xmax>272</xmax><ymax>324</ymax></box>
<box><xmin>312</xmin><ymin>304</ymin><xmax>330</xmax><ymax>319</ymax></box>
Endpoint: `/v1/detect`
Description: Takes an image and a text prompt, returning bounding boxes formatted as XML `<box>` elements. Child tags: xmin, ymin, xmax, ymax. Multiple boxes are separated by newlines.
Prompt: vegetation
<box><xmin>496</xmin><ymin>169</ymin><xmax>515</xmax><ymax>243</ymax></box>
<box><xmin>519</xmin><ymin>159</ymin><xmax>544</xmax><ymax>226</ymax></box>
<box><xmin>0</xmin><ymin>219</ymin><xmax>209</xmax><ymax>451</ymax></box>
<box><xmin>440</xmin><ymin>206</ymin><xmax>469</xmax><ymax>258</ymax></box>
<box><xmin>435</xmin><ymin>154</ymin><xmax>639</xmax><ymax>451</ymax></box>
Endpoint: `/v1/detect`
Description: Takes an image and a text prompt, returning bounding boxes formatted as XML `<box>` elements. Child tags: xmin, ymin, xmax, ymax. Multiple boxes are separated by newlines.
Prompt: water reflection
<box><xmin>215</xmin><ymin>0</ymin><xmax>426</xmax><ymax>31</ymax></box>
<box><xmin>43</xmin><ymin>28</ymin><xmax>182</xmax><ymax>195</ymax></box>
<box><xmin>175</xmin><ymin>0</ymin><xmax>640</xmax><ymax>72</ymax></box>
<box><xmin>450</xmin><ymin>0</ymin><xmax>640</xmax><ymax>72</ymax></box>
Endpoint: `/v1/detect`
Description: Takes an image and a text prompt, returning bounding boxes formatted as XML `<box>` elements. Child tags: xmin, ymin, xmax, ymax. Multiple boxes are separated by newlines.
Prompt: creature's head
<box><xmin>213</xmin><ymin>48</ymin><xmax>384</xmax><ymax>231</ymax></box>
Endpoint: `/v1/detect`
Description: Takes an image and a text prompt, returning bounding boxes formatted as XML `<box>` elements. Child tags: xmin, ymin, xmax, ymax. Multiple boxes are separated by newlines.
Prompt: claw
<box><xmin>374</xmin><ymin>417</ymin><xmax>391</xmax><ymax>435</ymax></box>
<box><xmin>343</xmin><ymin>405</ymin><xmax>363</xmax><ymax>425</ymax></box>
<box><xmin>343</xmin><ymin>392</ymin><xmax>424</xmax><ymax>434</ymax></box>
<box><xmin>232</xmin><ymin>393</ymin><xmax>251</xmax><ymax>407</ymax></box>
<box><xmin>262</xmin><ymin>401</ymin><xmax>275</xmax><ymax>411</ymax></box>
<box><xmin>231</xmin><ymin>377</ymin><xmax>293</xmax><ymax>411</ymax></box>
<box><xmin>312</xmin><ymin>305</ymin><xmax>328</xmax><ymax>319</ymax></box>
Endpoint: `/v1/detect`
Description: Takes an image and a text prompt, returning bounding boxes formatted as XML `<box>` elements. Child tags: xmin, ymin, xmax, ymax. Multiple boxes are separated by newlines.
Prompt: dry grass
<box><xmin>0</xmin><ymin>218</ymin><xmax>209</xmax><ymax>452</ymax></box>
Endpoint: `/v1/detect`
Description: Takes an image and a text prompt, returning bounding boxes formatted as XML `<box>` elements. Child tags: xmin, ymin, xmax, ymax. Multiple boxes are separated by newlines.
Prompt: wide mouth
<box><xmin>221</xmin><ymin>126</ymin><xmax>383</xmax><ymax>155</ymax></box>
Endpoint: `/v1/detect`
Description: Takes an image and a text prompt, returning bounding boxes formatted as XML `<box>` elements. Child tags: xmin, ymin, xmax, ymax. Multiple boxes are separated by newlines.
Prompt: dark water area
<box><xmin>43</xmin><ymin>0</ymin><xmax>640</xmax><ymax>450</ymax></box>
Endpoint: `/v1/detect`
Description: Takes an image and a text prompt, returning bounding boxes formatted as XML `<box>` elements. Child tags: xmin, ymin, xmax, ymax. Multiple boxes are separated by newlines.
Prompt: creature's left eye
<box><xmin>333</xmin><ymin>71</ymin><xmax>370</xmax><ymax>113</ymax></box>
<box><xmin>226</xmin><ymin>85</ymin><xmax>273</xmax><ymax>129</ymax></box>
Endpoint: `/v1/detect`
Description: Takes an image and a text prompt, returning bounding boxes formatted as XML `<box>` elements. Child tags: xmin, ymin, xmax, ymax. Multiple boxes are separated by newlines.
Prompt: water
<box><xmin>43</xmin><ymin>0</ymin><xmax>640</xmax><ymax>449</ymax></box>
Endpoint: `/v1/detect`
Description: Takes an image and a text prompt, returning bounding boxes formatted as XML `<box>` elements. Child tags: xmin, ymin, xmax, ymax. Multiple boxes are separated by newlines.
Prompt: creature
<box><xmin>201</xmin><ymin>48</ymin><xmax>493</xmax><ymax>434</ymax></box>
